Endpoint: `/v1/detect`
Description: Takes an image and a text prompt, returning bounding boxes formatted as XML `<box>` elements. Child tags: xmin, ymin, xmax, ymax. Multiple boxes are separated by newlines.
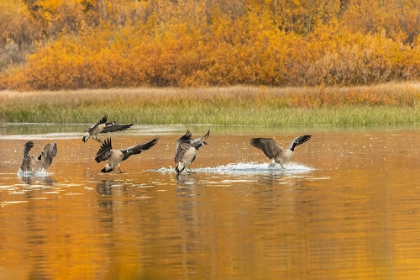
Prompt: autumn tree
<box><xmin>2</xmin><ymin>0</ymin><xmax>420</xmax><ymax>90</ymax></box>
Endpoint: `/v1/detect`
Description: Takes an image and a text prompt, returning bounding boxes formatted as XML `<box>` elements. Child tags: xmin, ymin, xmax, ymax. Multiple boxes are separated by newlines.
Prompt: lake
<box><xmin>1</xmin><ymin>123</ymin><xmax>420</xmax><ymax>279</ymax></box>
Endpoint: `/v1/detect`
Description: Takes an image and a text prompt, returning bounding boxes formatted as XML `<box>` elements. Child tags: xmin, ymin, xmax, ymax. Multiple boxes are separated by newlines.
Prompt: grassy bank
<box><xmin>1</xmin><ymin>84</ymin><xmax>420</xmax><ymax>126</ymax></box>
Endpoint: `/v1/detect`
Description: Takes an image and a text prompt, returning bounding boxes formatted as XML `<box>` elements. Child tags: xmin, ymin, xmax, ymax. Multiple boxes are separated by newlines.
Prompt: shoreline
<box><xmin>1</xmin><ymin>83</ymin><xmax>420</xmax><ymax>126</ymax></box>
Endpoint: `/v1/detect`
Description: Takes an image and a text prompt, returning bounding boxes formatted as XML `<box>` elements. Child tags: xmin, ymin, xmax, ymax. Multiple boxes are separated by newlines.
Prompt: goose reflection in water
<box><xmin>176</xmin><ymin>174</ymin><xmax>202</xmax><ymax>198</ymax></box>
<box><xmin>20</xmin><ymin>174</ymin><xmax>56</xmax><ymax>188</ymax></box>
<box><xmin>96</xmin><ymin>179</ymin><xmax>116</xmax><ymax>196</ymax></box>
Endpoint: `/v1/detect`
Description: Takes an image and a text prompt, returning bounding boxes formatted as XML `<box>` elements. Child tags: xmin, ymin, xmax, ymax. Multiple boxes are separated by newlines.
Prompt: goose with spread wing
<box><xmin>175</xmin><ymin>130</ymin><xmax>210</xmax><ymax>174</ymax></box>
<box><xmin>95</xmin><ymin>137</ymin><xmax>159</xmax><ymax>173</ymax></box>
<box><xmin>250</xmin><ymin>135</ymin><xmax>311</xmax><ymax>168</ymax></box>
<box><xmin>82</xmin><ymin>114</ymin><xmax>133</xmax><ymax>143</ymax></box>
<box><xmin>20</xmin><ymin>141</ymin><xmax>58</xmax><ymax>172</ymax></box>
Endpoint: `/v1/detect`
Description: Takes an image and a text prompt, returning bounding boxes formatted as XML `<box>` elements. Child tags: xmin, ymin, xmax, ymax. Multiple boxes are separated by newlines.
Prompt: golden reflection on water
<box><xmin>1</xmin><ymin>126</ymin><xmax>420</xmax><ymax>279</ymax></box>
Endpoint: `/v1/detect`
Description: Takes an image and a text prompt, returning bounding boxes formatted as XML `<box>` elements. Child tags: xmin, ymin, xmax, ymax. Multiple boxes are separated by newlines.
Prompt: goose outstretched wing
<box><xmin>191</xmin><ymin>130</ymin><xmax>210</xmax><ymax>147</ymax></box>
<box><xmin>101</xmin><ymin>123</ymin><xmax>133</xmax><ymax>134</ymax></box>
<box><xmin>42</xmin><ymin>142</ymin><xmax>57</xmax><ymax>169</ymax></box>
<box><xmin>20</xmin><ymin>141</ymin><xmax>34</xmax><ymax>171</ymax></box>
<box><xmin>85</xmin><ymin>115</ymin><xmax>107</xmax><ymax>132</ymax></box>
<box><xmin>95</xmin><ymin>138</ymin><xmax>113</xmax><ymax>163</ymax></box>
<box><xmin>250</xmin><ymin>138</ymin><xmax>282</xmax><ymax>159</ymax></box>
<box><xmin>23</xmin><ymin>141</ymin><xmax>34</xmax><ymax>157</ymax></box>
<box><xmin>287</xmin><ymin>135</ymin><xmax>312</xmax><ymax>150</ymax></box>
<box><xmin>121</xmin><ymin>137</ymin><xmax>159</xmax><ymax>161</ymax></box>
<box><xmin>175</xmin><ymin>130</ymin><xmax>192</xmax><ymax>163</ymax></box>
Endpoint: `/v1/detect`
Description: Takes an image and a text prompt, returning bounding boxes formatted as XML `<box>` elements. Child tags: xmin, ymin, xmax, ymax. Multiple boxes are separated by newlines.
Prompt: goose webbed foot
<box><xmin>116</xmin><ymin>167</ymin><xmax>124</xmax><ymax>174</ymax></box>
<box><xmin>186</xmin><ymin>168</ymin><xmax>195</xmax><ymax>174</ymax></box>
<box><xmin>268</xmin><ymin>161</ymin><xmax>286</xmax><ymax>169</ymax></box>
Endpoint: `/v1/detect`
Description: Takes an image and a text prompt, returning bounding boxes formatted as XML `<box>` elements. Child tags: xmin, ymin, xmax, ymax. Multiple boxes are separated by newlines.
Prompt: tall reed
<box><xmin>1</xmin><ymin>84</ymin><xmax>419</xmax><ymax>126</ymax></box>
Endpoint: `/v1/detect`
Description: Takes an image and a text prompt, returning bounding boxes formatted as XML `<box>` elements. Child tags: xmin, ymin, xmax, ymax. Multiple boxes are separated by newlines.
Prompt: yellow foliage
<box><xmin>2</xmin><ymin>0</ymin><xmax>420</xmax><ymax>90</ymax></box>
<box><xmin>287</xmin><ymin>84</ymin><xmax>418</xmax><ymax>108</ymax></box>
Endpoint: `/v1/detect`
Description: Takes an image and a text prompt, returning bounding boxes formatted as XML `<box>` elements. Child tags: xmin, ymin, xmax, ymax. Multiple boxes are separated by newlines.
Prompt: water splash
<box><xmin>17</xmin><ymin>169</ymin><xmax>53</xmax><ymax>177</ymax></box>
<box><xmin>196</xmin><ymin>162</ymin><xmax>313</xmax><ymax>173</ymax></box>
<box><xmin>152</xmin><ymin>162</ymin><xmax>313</xmax><ymax>174</ymax></box>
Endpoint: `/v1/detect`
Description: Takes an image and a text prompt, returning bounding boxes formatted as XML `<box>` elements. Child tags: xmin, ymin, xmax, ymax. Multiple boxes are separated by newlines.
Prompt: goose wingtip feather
<box><xmin>250</xmin><ymin>135</ymin><xmax>312</xmax><ymax>166</ymax></box>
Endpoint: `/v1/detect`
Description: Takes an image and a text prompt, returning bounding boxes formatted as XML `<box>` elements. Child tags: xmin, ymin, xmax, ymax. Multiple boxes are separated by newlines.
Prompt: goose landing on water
<box><xmin>95</xmin><ymin>137</ymin><xmax>159</xmax><ymax>173</ymax></box>
<box><xmin>82</xmin><ymin>114</ymin><xmax>133</xmax><ymax>143</ymax></box>
<box><xmin>175</xmin><ymin>130</ymin><xmax>210</xmax><ymax>174</ymax></box>
<box><xmin>20</xmin><ymin>141</ymin><xmax>57</xmax><ymax>172</ymax></box>
<box><xmin>250</xmin><ymin>135</ymin><xmax>311</xmax><ymax>168</ymax></box>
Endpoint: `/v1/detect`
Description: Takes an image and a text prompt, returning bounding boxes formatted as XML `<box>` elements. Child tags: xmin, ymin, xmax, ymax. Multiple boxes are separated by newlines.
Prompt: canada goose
<box><xmin>175</xmin><ymin>130</ymin><xmax>210</xmax><ymax>174</ymax></box>
<box><xmin>82</xmin><ymin>115</ymin><xmax>133</xmax><ymax>143</ymax></box>
<box><xmin>250</xmin><ymin>135</ymin><xmax>311</xmax><ymax>168</ymax></box>
<box><xmin>20</xmin><ymin>141</ymin><xmax>57</xmax><ymax>172</ymax></box>
<box><xmin>95</xmin><ymin>137</ymin><xmax>159</xmax><ymax>173</ymax></box>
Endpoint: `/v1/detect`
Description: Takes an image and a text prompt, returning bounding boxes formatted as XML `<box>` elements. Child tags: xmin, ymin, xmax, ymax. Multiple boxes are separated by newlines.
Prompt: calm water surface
<box><xmin>1</xmin><ymin>124</ymin><xmax>420</xmax><ymax>279</ymax></box>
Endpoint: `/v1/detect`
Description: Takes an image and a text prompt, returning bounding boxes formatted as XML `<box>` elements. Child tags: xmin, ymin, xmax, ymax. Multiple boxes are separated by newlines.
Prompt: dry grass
<box><xmin>1</xmin><ymin>83</ymin><xmax>420</xmax><ymax>126</ymax></box>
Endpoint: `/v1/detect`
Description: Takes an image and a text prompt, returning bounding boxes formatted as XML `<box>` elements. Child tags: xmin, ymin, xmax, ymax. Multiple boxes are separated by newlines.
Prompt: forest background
<box><xmin>1</xmin><ymin>0</ymin><xmax>420</xmax><ymax>90</ymax></box>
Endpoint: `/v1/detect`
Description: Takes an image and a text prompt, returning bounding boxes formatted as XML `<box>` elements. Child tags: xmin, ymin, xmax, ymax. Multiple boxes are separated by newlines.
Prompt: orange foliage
<box><xmin>287</xmin><ymin>84</ymin><xmax>419</xmax><ymax>108</ymax></box>
<box><xmin>2</xmin><ymin>0</ymin><xmax>420</xmax><ymax>90</ymax></box>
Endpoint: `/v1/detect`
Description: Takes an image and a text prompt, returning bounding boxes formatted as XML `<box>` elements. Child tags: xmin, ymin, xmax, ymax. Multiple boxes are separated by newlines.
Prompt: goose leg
<box><xmin>176</xmin><ymin>163</ymin><xmax>185</xmax><ymax>174</ymax></box>
<box><xmin>185</xmin><ymin>163</ymin><xmax>195</xmax><ymax>174</ymax></box>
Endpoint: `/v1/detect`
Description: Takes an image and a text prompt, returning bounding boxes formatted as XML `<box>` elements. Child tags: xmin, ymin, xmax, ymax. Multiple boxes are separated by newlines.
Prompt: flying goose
<box><xmin>174</xmin><ymin>130</ymin><xmax>210</xmax><ymax>174</ymax></box>
<box><xmin>95</xmin><ymin>137</ymin><xmax>159</xmax><ymax>173</ymax></box>
<box><xmin>82</xmin><ymin>115</ymin><xmax>133</xmax><ymax>143</ymax></box>
<box><xmin>250</xmin><ymin>135</ymin><xmax>311</xmax><ymax>168</ymax></box>
<box><xmin>20</xmin><ymin>141</ymin><xmax>58</xmax><ymax>172</ymax></box>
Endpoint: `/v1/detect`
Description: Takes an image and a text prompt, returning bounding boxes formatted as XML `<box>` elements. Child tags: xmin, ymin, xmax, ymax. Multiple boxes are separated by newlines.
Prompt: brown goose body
<box><xmin>95</xmin><ymin>137</ymin><xmax>159</xmax><ymax>173</ymax></box>
<box><xmin>250</xmin><ymin>135</ymin><xmax>311</xmax><ymax>168</ymax></box>
<box><xmin>83</xmin><ymin>115</ymin><xmax>133</xmax><ymax>143</ymax></box>
<box><xmin>20</xmin><ymin>141</ymin><xmax>58</xmax><ymax>172</ymax></box>
<box><xmin>174</xmin><ymin>130</ymin><xmax>210</xmax><ymax>174</ymax></box>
